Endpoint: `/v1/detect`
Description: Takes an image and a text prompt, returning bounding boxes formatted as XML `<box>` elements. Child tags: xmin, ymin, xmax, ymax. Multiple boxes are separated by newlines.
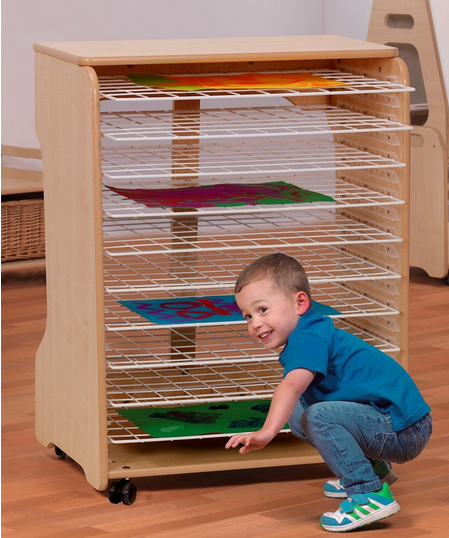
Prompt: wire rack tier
<box><xmin>104</xmin><ymin>282</ymin><xmax>399</xmax><ymax>331</ymax></box>
<box><xmin>102</xmin><ymin>175</ymin><xmax>404</xmax><ymax>219</ymax></box>
<box><xmin>101</xmin><ymin>139</ymin><xmax>405</xmax><ymax>181</ymax></box>
<box><xmin>103</xmin><ymin>244</ymin><xmax>399</xmax><ymax>294</ymax></box>
<box><xmin>103</xmin><ymin>211</ymin><xmax>402</xmax><ymax>256</ymax></box>
<box><xmin>106</xmin><ymin>323</ymin><xmax>276</xmax><ymax>370</ymax></box>
<box><xmin>107</xmin><ymin>361</ymin><xmax>283</xmax><ymax>409</ymax></box>
<box><xmin>98</xmin><ymin>69</ymin><xmax>414</xmax><ymax>102</ymax></box>
<box><xmin>100</xmin><ymin>105</ymin><xmax>411</xmax><ymax>142</ymax></box>
<box><xmin>105</xmin><ymin>317</ymin><xmax>400</xmax><ymax>371</ymax></box>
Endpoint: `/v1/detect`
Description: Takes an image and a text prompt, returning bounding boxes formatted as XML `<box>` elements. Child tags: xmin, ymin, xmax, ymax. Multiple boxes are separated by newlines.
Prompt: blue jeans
<box><xmin>289</xmin><ymin>401</ymin><xmax>432</xmax><ymax>497</ymax></box>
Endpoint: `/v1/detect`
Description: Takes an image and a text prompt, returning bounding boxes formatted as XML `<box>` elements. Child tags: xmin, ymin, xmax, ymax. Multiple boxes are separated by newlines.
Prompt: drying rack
<box><xmin>34</xmin><ymin>36</ymin><xmax>411</xmax><ymax>504</ymax></box>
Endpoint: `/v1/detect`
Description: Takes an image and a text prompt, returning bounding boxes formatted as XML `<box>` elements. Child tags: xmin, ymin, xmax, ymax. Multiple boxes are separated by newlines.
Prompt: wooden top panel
<box><xmin>34</xmin><ymin>35</ymin><xmax>397</xmax><ymax>66</ymax></box>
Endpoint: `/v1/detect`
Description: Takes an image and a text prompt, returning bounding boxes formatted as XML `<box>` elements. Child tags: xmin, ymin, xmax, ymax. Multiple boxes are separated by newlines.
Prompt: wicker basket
<box><xmin>1</xmin><ymin>198</ymin><xmax>45</xmax><ymax>262</ymax></box>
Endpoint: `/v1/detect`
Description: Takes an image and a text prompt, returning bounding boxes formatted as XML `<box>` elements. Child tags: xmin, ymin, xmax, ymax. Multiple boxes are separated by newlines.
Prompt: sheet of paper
<box><xmin>119</xmin><ymin>296</ymin><xmax>341</xmax><ymax>325</ymax></box>
<box><xmin>128</xmin><ymin>72</ymin><xmax>348</xmax><ymax>91</ymax></box>
<box><xmin>106</xmin><ymin>181</ymin><xmax>334</xmax><ymax>209</ymax></box>
<box><xmin>118</xmin><ymin>400</ymin><xmax>286</xmax><ymax>438</ymax></box>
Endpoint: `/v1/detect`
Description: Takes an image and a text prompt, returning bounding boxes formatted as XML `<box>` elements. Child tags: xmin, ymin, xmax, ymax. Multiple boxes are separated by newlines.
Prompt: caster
<box><xmin>443</xmin><ymin>273</ymin><xmax>449</xmax><ymax>286</ymax></box>
<box><xmin>122</xmin><ymin>481</ymin><xmax>137</xmax><ymax>505</ymax></box>
<box><xmin>108</xmin><ymin>478</ymin><xmax>136</xmax><ymax>505</ymax></box>
<box><xmin>54</xmin><ymin>446</ymin><xmax>66</xmax><ymax>458</ymax></box>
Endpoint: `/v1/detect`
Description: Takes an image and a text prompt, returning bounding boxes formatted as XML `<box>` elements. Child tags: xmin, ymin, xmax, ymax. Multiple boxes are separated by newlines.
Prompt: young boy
<box><xmin>225</xmin><ymin>253</ymin><xmax>431</xmax><ymax>532</ymax></box>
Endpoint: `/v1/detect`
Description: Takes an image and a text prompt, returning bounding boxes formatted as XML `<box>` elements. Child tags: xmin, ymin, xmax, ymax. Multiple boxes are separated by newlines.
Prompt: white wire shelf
<box><xmin>106</xmin><ymin>323</ymin><xmax>276</xmax><ymax>370</ymax></box>
<box><xmin>103</xmin><ymin>212</ymin><xmax>402</xmax><ymax>257</ymax></box>
<box><xmin>104</xmin><ymin>282</ymin><xmax>399</xmax><ymax>332</ymax></box>
<box><xmin>101</xmin><ymin>139</ymin><xmax>405</xmax><ymax>181</ymax></box>
<box><xmin>107</xmin><ymin>361</ymin><xmax>282</xmax><ymax>409</ymax></box>
<box><xmin>98</xmin><ymin>69</ymin><xmax>414</xmax><ymax>102</ymax></box>
<box><xmin>102</xmin><ymin>175</ymin><xmax>404</xmax><ymax>219</ymax></box>
<box><xmin>100</xmin><ymin>105</ymin><xmax>411</xmax><ymax>142</ymax></box>
<box><xmin>105</xmin><ymin>317</ymin><xmax>400</xmax><ymax>371</ymax></box>
<box><xmin>103</xmin><ymin>244</ymin><xmax>400</xmax><ymax>295</ymax></box>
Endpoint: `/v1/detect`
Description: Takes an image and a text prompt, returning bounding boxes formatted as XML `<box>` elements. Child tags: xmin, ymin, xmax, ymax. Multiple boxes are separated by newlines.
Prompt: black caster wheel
<box><xmin>108</xmin><ymin>478</ymin><xmax>136</xmax><ymax>505</ymax></box>
<box><xmin>54</xmin><ymin>446</ymin><xmax>66</xmax><ymax>458</ymax></box>
<box><xmin>443</xmin><ymin>273</ymin><xmax>449</xmax><ymax>286</ymax></box>
<box><xmin>122</xmin><ymin>481</ymin><xmax>137</xmax><ymax>505</ymax></box>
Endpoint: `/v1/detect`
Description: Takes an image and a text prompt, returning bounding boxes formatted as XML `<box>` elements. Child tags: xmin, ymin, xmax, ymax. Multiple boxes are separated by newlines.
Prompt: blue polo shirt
<box><xmin>279</xmin><ymin>309</ymin><xmax>430</xmax><ymax>431</ymax></box>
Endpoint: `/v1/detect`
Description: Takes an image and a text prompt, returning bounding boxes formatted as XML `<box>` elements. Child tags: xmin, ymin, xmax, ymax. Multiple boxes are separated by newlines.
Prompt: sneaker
<box><xmin>324</xmin><ymin>461</ymin><xmax>398</xmax><ymax>498</ymax></box>
<box><xmin>320</xmin><ymin>482</ymin><xmax>401</xmax><ymax>532</ymax></box>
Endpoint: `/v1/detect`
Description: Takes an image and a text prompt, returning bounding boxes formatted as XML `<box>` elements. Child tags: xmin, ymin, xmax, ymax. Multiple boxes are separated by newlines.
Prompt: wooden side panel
<box><xmin>330</xmin><ymin>56</ymin><xmax>411</xmax><ymax>369</ymax></box>
<box><xmin>34</xmin><ymin>53</ymin><xmax>108</xmax><ymax>490</ymax></box>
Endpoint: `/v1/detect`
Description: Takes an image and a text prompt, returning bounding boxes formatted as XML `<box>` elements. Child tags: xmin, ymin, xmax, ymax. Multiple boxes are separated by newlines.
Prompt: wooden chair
<box><xmin>368</xmin><ymin>0</ymin><xmax>449</xmax><ymax>281</ymax></box>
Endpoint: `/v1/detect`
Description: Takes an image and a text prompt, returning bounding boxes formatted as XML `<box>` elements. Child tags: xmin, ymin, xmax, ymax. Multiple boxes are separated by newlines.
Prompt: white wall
<box><xmin>3</xmin><ymin>0</ymin><xmax>447</xmax><ymax>151</ymax></box>
<box><xmin>429</xmin><ymin>0</ymin><xmax>449</xmax><ymax>98</ymax></box>
<box><xmin>1</xmin><ymin>0</ymin><xmax>324</xmax><ymax>149</ymax></box>
<box><xmin>324</xmin><ymin>0</ymin><xmax>373</xmax><ymax>40</ymax></box>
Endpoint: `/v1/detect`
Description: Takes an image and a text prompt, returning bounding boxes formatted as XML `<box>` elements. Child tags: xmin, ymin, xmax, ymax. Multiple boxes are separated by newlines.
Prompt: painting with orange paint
<box><xmin>128</xmin><ymin>72</ymin><xmax>347</xmax><ymax>91</ymax></box>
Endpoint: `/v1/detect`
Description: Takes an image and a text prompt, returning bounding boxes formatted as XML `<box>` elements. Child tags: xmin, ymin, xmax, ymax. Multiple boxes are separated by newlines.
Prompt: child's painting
<box><xmin>119</xmin><ymin>295</ymin><xmax>341</xmax><ymax>325</ymax></box>
<box><xmin>118</xmin><ymin>400</ymin><xmax>287</xmax><ymax>438</ymax></box>
<box><xmin>128</xmin><ymin>72</ymin><xmax>348</xmax><ymax>92</ymax></box>
<box><xmin>106</xmin><ymin>181</ymin><xmax>334</xmax><ymax>209</ymax></box>
<box><xmin>120</xmin><ymin>295</ymin><xmax>243</xmax><ymax>324</ymax></box>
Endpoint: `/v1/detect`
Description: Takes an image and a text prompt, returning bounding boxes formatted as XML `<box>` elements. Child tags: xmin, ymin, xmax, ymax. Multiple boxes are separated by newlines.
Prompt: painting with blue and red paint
<box><xmin>119</xmin><ymin>295</ymin><xmax>340</xmax><ymax>325</ymax></box>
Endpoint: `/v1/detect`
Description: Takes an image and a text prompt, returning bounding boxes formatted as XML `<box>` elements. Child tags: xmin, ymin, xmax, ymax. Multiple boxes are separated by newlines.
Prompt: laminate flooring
<box><xmin>2</xmin><ymin>268</ymin><xmax>448</xmax><ymax>537</ymax></box>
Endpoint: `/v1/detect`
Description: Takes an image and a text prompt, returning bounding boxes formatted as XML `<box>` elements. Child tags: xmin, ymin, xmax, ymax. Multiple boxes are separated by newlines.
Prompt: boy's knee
<box><xmin>300</xmin><ymin>402</ymin><xmax>344</xmax><ymax>434</ymax></box>
<box><xmin>300</xmin><ymin>402</ymin><xmax>327</xmax><ymax>431</ymax></box>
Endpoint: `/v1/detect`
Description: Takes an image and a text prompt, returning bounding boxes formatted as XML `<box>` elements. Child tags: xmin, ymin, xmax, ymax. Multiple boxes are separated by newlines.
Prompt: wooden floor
<box><xmin>2</xmin><ymin>267</ymin><xmax>449</xmax><ymax>537</ymax></box>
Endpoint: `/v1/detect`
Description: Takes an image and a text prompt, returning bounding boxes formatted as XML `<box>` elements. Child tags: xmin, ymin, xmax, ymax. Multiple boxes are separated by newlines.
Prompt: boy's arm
<box><xmin>225</xmin><ymin>368</ymin><xmax>315</xmax><ymax>454</ymax></box>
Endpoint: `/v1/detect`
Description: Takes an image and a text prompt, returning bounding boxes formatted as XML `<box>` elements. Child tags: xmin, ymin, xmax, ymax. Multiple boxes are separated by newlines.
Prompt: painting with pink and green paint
<box><xmin>107</xmin><ymin>181</ymin><xmax>334</xmax><ymax>209</ymax></box>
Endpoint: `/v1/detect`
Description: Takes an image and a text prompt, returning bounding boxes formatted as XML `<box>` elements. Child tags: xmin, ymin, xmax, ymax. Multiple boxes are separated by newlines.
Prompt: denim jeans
<box><xmin>289</xmin><ymin>400</ymin><xmax>432</xmax><ymax>497</ymax></box>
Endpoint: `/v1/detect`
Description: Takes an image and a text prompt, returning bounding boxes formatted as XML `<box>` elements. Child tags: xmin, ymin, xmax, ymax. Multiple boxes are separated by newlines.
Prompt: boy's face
<box><xmin>236</xmin><ymin>278</ymin><xmax>309</xmax><ymax>350</ymax></box>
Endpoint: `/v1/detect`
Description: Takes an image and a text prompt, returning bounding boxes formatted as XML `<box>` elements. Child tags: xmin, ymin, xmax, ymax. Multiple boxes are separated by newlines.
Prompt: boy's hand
<box><xmin>225</xmin><ymin>370</ymin><xmax>314</xmax><ymax>455</ymax></box>
<box><xmin>225</xmin><ymin>430</ymin><xmax>274</xmax><ymax>454</ymax></box>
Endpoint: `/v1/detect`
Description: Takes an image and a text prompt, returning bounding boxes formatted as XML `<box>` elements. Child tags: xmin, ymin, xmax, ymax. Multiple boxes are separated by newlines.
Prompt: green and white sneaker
<box><xmin>320</xmin><ymin>482</ymin><xmax>401</xmax><ymax>532</ymax></box>
<box><xmin>323</xmin><ymin>461</ymin><xmax>398</xmax><ymax>499</ymax></box>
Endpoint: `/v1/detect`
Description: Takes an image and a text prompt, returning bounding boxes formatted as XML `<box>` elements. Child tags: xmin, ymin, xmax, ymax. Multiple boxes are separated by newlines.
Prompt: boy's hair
<box><xmin>234</xmin><ymin>252</ymin><xmax>312</xmax><ymax>303</ymax></box>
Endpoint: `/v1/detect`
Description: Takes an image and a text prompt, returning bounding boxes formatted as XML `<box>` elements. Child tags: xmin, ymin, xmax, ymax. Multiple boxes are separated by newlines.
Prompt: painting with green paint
<box><xmin>118</xmin><ymin>400</ymin><xmax>289</xmax><ymax>438</ymax></box>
